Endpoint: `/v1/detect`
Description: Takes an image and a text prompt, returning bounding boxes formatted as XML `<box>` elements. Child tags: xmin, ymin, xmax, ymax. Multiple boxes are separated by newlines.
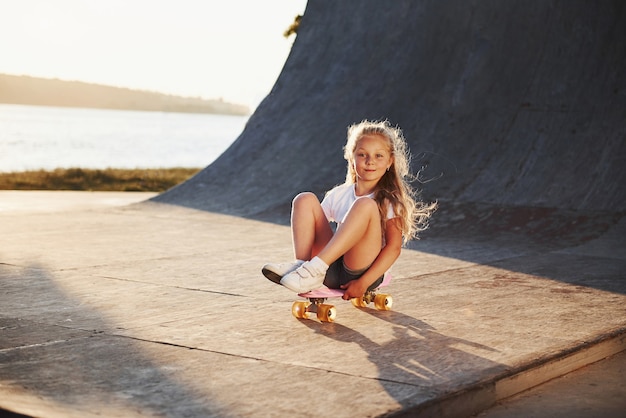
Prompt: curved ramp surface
<box><xmin>155</xmin><ymin>0</ymin><xmax>625</xmax><ymax>231</ymax></box>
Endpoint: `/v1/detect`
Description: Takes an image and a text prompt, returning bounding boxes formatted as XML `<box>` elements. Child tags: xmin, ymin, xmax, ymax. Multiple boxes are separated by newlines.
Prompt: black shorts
<box><xmin>323</xmin><ymin>257</ymin><xmax>383</xmax><ymax>291</ymax></box>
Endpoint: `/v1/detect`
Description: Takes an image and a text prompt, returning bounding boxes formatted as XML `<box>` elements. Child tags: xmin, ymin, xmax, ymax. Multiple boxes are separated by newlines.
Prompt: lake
<box><xmin>0</xmin><ymin>104</ymin><xmax>249</xmax><ymax>172</ymax></box>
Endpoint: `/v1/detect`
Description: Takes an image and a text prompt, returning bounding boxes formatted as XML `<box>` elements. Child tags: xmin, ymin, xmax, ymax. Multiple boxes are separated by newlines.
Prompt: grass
<box><xmin>0</xmin><ymin>168</ymin><xmax>201</xmax><ymax>192</ymax></box>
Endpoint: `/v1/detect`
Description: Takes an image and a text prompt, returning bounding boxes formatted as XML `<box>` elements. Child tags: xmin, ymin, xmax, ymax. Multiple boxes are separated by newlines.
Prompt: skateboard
<box><xmin>291</xmin><ymin>272</ymin><xmax>393</xmax><ymax>322</ymax></box>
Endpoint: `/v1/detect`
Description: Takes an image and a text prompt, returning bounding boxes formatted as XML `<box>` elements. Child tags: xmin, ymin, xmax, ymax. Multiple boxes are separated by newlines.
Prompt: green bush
<box><xmin>0</xmin><ymin>168</ymin><xmax>201</xmax><ymax>192</ymax></box>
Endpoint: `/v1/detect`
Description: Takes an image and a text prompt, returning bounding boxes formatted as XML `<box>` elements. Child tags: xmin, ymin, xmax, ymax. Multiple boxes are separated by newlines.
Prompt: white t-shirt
<box><xmin>321</xmin><ymin>183</ymin><xmax>395</xmax><ymax>227</ymax></box>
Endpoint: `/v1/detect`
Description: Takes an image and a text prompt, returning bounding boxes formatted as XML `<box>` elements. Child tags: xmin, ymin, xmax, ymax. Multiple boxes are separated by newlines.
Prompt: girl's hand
<box><xmin>340</xmin><ymin>279</ymin><xmax>368</xmax><ymax>300</ymax></box>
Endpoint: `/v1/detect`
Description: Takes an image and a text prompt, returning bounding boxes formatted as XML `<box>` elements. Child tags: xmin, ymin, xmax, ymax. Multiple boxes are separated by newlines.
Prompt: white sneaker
<box><xmin>280</xmin><ymin>259</ymin><xmax>327</xmax><ymax>293</ymax></box>
<box><xmin>262</xmin><ymin>260</ymin><xmax>304</xmax><ymax>284</ymax></box>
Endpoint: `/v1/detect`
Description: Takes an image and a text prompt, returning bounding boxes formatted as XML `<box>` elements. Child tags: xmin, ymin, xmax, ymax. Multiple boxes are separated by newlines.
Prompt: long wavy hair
<box><xmin>343</xmin><ymin>120</ymin><xmax>437</xmax><ymax>244</ymax></box>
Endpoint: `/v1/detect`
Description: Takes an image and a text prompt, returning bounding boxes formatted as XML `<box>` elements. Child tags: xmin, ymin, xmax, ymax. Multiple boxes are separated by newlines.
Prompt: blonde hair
<box><xmin>343</xmin><ymin>120</ymin><xmax>437</xmax><ymax>244</ymax></box>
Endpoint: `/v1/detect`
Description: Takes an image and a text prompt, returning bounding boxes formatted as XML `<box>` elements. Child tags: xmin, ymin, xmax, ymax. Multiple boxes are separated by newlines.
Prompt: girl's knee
<box><xmin>350</xmin><ymin>197</ymin><xmax>379</xmax><ymax>217</ymax></box>
<box><xmin>292</xmin><ymin>192</ymin><xmax>318</xmax><ymax>207</ymax></box>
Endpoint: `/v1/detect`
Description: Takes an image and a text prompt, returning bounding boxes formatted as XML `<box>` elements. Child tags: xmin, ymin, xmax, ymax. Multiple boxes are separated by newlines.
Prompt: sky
<box><xmin>0</xmin><ymin>0</ymin><xmax>307</xmax><ymax>109</ymax></box>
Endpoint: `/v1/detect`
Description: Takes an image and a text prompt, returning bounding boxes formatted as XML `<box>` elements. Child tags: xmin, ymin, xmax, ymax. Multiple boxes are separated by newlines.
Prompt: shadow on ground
<box><xmin>0</xmin><ymin>263</ymin><xmax>231</xmax><ymax>417</ymax></box>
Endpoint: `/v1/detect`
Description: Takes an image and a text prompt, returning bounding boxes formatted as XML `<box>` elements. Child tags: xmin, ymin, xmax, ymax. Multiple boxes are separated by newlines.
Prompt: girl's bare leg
<box><xmin>280</xmin><ymin>195</ymin><xmax>382</xmax><ymax>293</ymax></box>
<box><xmin>290</xmin><ymin>192</ymin><xmax>333</xmax><ymax>261</ymax></box>
<box><xmin>261</xmin><ymin>193</ymin><xmax>331</xmax><ymax>284</ymax></box>
<box><xmin>316</xmin><ymin>197</ymin><xmax>382</xmax><ymax>270</ymax></box>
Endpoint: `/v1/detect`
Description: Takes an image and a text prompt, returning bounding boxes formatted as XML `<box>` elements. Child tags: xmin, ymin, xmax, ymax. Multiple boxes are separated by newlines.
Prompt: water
<box><xmin>0</xmin><ymin>104</ymin><xmax>249</xmax><ymax>172</ymax></box>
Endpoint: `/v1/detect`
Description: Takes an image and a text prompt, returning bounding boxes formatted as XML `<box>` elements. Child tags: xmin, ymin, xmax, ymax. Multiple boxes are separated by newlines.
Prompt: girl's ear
<box><xmin>387</xmin><ymin>155</ymin><xmax>395</xmax><ymax>171</ymax></box>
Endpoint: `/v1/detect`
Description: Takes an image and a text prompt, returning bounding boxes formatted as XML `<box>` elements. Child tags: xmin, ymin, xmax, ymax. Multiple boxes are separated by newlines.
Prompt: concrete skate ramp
<box><xmin>155</xmin><ymin>0</ymin><xmax>625</xmax><ymax>234</ymax></box>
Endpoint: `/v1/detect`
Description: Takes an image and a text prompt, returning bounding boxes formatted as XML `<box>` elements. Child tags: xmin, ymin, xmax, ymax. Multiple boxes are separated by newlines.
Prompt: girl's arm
<box><xmin>340</xmin><ymin>217</ymin><xmax>403</xmax><ymax>299</ymax></box>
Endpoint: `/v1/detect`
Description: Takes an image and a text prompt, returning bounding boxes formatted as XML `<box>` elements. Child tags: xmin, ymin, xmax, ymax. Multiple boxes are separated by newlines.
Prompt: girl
<box><xmin>262</xmin><ymin>120</ymin><xmax>436</xmax><ymax>299</ymax></box>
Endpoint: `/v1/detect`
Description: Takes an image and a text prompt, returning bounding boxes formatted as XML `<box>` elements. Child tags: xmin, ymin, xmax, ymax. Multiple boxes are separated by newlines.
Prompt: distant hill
<box><xmin>0</xmin><ymin>74</ymin><xmax>250</xmax><ymax>116</ymax></box>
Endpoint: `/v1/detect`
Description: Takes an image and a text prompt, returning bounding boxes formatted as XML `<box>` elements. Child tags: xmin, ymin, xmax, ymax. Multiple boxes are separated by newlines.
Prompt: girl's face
<box><xmin>352</xmin><ymin>134</ymin><xmax>394</xmax><ymax>185</ymax></box>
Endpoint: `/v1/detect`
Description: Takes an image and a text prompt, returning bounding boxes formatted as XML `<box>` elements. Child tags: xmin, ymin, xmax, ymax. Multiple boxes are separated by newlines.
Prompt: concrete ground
<box><xmin>476</xmin><ymin>350</ymin><xmax>626</xmax><ymax>418</ymax></box>
<box><xmin>1</xmin><ymin>191</ymin><xmax>624</xmax><ymax>417</ymax></box>
<box><xmin>0</xmin><ymin>190</ymin><xmax>157</xmax><ymax>214</ymax></box>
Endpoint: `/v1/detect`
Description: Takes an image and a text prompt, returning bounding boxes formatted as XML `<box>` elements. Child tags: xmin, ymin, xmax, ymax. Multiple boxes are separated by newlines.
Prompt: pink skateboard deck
<box><xmin>298</xmin><ymin>271</ymin><xmax>392</xmax><ymax>298</ymax></box>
